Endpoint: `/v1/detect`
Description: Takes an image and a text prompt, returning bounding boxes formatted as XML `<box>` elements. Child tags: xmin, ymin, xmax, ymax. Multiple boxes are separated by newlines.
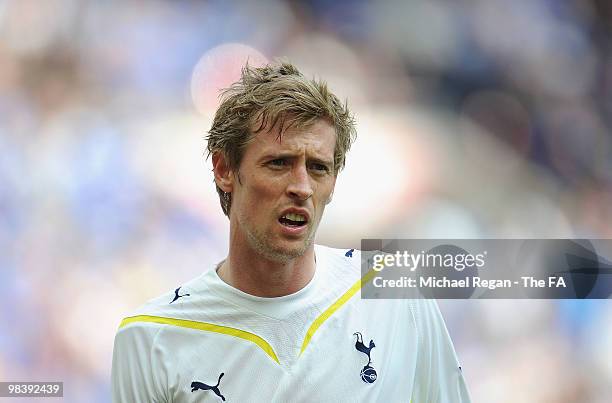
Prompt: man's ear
<box><xmin>212</xmin><ymin>152</ymin><xmax>234</xmax><ymax>193</ymax></box>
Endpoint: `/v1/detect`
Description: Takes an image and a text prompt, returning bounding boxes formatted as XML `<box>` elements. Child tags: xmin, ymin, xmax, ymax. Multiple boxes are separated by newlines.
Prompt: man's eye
<box><xmin>269</xmin><ymin>159</ymin><xmax>287</xmax><ymax>167</ymax></box>
<box><xmin>310</xmin><ymin>163</ymin><xmax>329</xmax><ymax>173</ymax></box>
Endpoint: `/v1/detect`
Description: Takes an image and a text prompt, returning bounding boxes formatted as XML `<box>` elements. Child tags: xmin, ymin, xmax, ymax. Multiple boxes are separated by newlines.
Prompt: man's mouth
<box><xmin>279</xmin><ymin>213</ymin><xmax>308</xmax><ymax>227</ymax></box>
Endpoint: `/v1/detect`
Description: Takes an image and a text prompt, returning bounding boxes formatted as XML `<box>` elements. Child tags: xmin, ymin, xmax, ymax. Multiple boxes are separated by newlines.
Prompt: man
<box><xmin>111</xmin><ymin>62</ymin><xmax>471</xmax><ymax>402</ymax></box>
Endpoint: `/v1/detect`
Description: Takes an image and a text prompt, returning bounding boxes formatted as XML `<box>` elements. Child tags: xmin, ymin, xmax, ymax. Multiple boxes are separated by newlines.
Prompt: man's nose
<box><xmin>286</xmin><ymin>165</ymin><xmax>313</xmax><ymax>201</ymax></box>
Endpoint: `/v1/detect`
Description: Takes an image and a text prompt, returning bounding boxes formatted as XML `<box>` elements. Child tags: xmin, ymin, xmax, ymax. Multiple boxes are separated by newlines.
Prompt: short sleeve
<box><xmin>111</xmin><ymin>323</ymin><xmax>167</xmax><ymax>403</ymax></box>
<box><xmin>411</xmin><ymin>299</ymin><xmax>471</xmax><ymax>403</ymax></box>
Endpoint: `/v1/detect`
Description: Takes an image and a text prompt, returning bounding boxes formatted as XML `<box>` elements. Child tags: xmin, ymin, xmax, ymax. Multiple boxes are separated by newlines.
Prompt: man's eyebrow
<box><xmin>263</xmin><ymin>152</ymin><xmax>296</xmax><ymax>158</ymax></box>
<box><xmin>259</xmin><ymin>152</ymin><xmax>296</xmax><ymax>162</ymax></box>
<box><xmin>260</xmin><ymin>153</ymin><xmax>333</xmax><ymax>165</ymax></box>
<box><xmin>307</xmin><ymin>156</ymin><xmax>334</xmax><ymax>167</ymax></box>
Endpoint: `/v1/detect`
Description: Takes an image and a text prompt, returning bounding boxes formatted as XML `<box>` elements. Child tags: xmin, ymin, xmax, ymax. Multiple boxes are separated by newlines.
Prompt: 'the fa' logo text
<box><xmin>345</xmin><ymin>249</ymin><xmax>355</xmax><ymax>258</ymax></box>
<box><xmin>191</xmin><ymin>373</ymin><xmax>226</xmax><ymax>401</ymax></box>
<box><xmin>353</xmin><ymin>332</ymin><xmax>377</xmax><ymax>383</ymax></box>
<box><xmin>170</xmin><ymin>286</ymin><xmax>190</xmax><ymax>304</ymax></box>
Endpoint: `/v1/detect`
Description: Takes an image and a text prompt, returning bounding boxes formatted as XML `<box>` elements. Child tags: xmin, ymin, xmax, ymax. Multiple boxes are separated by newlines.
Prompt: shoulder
<box><xmin>315</xmin><ymin>244</ymin><xmax>362</xmax><ymax>269</ymax></box>
<box><xmin>314</xmin><ymin>245</ymin><xmax>447</xmax><ymax>325</ymax></box>
<box><xmin>313</xmin><ymin>244</ymin><xmax>372</xmax><ymax>300</ymax></box>
<box><xmin>314</xmin><ymin>244</ymin><xmax>362</xmax><ymax>280</ymax></box>
<box><xmin>116</xmin><ymin>271</ymin><xmax>211</xmax><ymax>335</ymax></box>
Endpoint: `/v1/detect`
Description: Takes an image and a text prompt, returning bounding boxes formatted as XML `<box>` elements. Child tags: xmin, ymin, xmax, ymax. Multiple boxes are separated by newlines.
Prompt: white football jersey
<box><xmin>111</xmin><ymin>245</ymin><xmax>471</xmax><ymax>402</ymax></box>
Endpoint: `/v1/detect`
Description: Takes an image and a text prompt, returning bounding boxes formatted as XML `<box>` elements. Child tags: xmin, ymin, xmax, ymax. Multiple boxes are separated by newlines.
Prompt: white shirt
<box><xmin>111</xmin><ymin>245</ymin><xmax>471</xmax><ymax>402</ymax></box>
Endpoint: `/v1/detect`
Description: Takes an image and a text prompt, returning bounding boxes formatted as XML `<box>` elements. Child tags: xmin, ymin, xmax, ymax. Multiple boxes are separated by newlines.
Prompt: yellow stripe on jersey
<box><xmin>299</xmin><ymin>269</ymin><xmax>377</xmax><ymax>356</ymax></box>
<box><xmin>119</xmin><ymin>315</ymin><xmax>280</xmax><ymax>364</ymax></box>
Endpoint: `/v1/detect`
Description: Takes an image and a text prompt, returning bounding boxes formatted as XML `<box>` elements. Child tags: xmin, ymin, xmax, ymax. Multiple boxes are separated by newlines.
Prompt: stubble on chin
<box><xmin>245</xmin><ymin>224</ymin><xmax>315</xmax><ymax>263</ymax></box>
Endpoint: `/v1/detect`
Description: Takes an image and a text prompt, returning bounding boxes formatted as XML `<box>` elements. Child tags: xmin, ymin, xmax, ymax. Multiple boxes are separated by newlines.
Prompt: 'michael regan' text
<box><xmin>373</xmin><ymin>276</ymin><xmax>567</xmax><ymax>290</ymax></box>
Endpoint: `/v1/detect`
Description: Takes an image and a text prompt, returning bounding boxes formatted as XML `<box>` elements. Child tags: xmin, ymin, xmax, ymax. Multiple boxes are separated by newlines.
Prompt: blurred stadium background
<box><xmin>1</xmin><ymin>0</ymin><xmax>611</xmax><ymax>401</ymax></box>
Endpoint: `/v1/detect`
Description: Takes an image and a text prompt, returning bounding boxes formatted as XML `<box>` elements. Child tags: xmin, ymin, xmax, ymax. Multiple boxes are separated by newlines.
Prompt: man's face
<box><xmin>224</xmin><ymin>119</ymin><xmax>337</xmax><ymax>262</ymax></box>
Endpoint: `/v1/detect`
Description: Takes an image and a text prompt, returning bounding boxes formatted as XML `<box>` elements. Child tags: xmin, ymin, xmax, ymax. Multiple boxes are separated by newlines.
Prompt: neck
<box><xmin>217</xmin><ymin>241</ymin><xmax>316</xmax><ymax>298</ymax></box>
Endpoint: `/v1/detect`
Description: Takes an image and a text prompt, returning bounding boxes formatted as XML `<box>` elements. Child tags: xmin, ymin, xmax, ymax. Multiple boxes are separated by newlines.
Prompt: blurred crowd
<box><xmin>0</xmin><ymin>0</ymin><xmax>610</xmax><ymax>401</ymax></box>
